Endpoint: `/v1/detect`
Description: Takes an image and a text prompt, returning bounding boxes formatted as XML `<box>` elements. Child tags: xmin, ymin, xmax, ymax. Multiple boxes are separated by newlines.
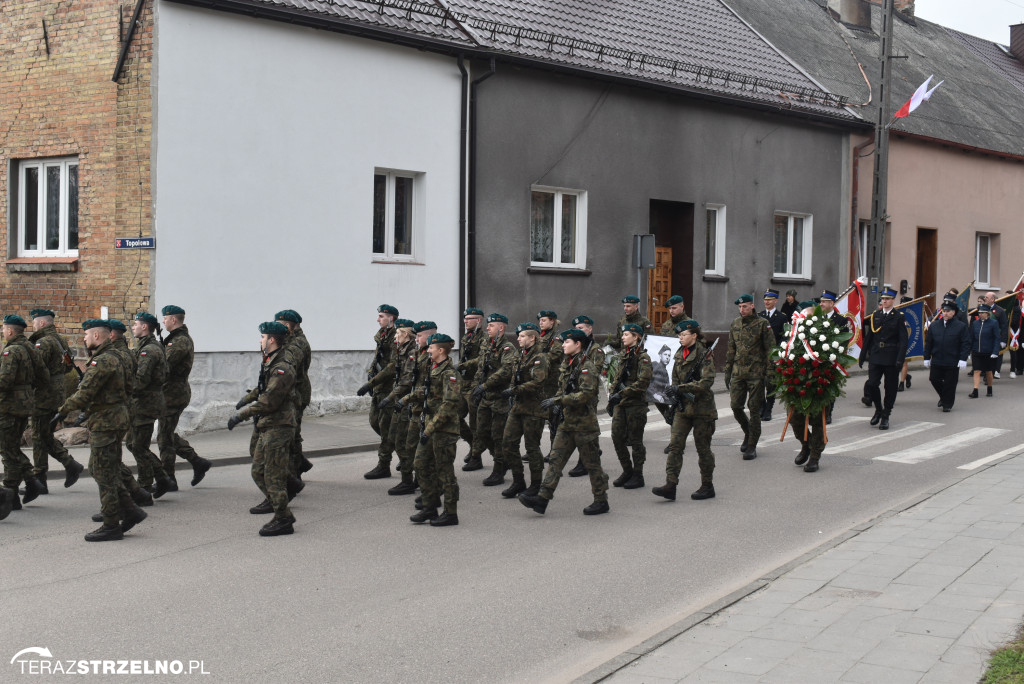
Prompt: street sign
<box><xmin>115</xmin><ymin>237</ymin><xmax>155</xmax><ymax>249</ymax></box>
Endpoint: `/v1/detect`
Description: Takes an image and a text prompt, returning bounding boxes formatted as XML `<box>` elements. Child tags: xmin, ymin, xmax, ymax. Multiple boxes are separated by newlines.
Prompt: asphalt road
<box><xmin>2</xmin><ymin>371</ymin><xmax>1021</xmax><ymax>683</ymax></box>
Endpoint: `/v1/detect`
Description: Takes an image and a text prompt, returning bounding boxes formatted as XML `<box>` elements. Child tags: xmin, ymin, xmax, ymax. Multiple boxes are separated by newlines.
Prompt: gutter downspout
<box><xmin>457</xmin><ymin>55</ymin><xmax>469</xmax><ymax>311</ymax></box>
<box><xmin>851</xmin><ymin>137</ymin><xmax>874</xmax><ymax>281</ymax></box>
<box><xmin>113</xmin><ymin>0</ymin><xmax>147</xmax><ymax>81</ymax></box>
<box><xmin>467</xmin><ymin>57</ymin><xmax>495</xmax><ymax>306</ymax></box>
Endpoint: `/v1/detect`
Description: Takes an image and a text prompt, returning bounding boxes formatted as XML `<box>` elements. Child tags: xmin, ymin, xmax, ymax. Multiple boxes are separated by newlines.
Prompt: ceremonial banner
<box><xmin>900</xmin><ymin>300</ymin><xmax>926</xmax><ymax>360</ymax></box>
<box><xmin>835</xmin><ymin>281</ymin><xmax>864</xmax><ymax>359</ymax></box>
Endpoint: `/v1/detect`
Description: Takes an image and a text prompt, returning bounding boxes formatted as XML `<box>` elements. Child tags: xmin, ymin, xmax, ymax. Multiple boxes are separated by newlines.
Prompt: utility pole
<box><xmin>866</xmin><ymin>0</ymin><xmax>896</xmax><ymax>309</ymax></box>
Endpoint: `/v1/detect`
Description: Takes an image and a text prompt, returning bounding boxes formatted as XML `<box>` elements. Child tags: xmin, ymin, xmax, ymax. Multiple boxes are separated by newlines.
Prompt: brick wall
<box><xmin>0</xmin><ymin>0</ymin><xmax>153</xmax><ymax>344</ymax></box>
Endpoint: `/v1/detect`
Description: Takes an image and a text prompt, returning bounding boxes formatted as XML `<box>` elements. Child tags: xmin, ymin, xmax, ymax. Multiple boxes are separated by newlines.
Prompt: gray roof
<box><xmin>722</xmin><ymin>0</ymin><xmax>1024</xmax><ymax>157</ymax></box>
<box><xmin>945</xmin><ymin>27</ymin><xmax>1024</xmax><ymax>96</ymax></box>
<box><xmin>179</xmin><ymin>0</ymin><xmax>859</xmax><ymax>121</ymax></box>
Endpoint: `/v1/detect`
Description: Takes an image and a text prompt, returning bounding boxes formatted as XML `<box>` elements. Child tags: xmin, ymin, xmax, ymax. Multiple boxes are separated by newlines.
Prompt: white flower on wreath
<box><xmin>829</xmin><ymin>354</ymin><xmax>837</xmax><ymax>361</ymax></box>
<box><xmin>819</xmin><ymin>335</ymin><xmax>827</xmax><ymax>342</ymax></box>
<box><xmin>821</xmin><ymin>342</ymin><xmax>830</xmax><ymax>350</ymax></box>
<box><xmin>823</xmin><ymin>321</ymin><xmax>831</xmax><ymax>328</ymax></box>
<box><xmin>809</xmin><ymin>327</ymin><xmax>818</xmax><ymax>334</ymax></box>
<box><xmin>798</xmin><ymin>333</ymin><xmax>806</xmax><ymax>340</ymax></box>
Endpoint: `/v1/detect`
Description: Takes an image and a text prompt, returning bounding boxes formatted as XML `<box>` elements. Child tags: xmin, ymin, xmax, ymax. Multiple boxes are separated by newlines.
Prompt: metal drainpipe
<box><xmin>851</xmin><ymin>137</ymin><xmax>874</xmax><ymax>281</ymax></box>
<box><xmin>467</xmin><ymin>57</ymin><xmax>496</xmax><ymax>306</ymax></box>
<box><xmin>457</xmin><ymin>55</ymin><xmax>469</xmax><ymax>311</ymax></box>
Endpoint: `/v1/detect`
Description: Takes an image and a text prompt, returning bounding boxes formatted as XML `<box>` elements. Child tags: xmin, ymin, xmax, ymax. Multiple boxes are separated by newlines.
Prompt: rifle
<box><xmin>606</xmin><ymin>351</ymin><xmax>634</xmax><ymax>416</ymax></box>
<box><xmin>367</xmin><ymin>329</ymin><xmax>390</xmax><ymax>400</ymax></box>
<box><xmin>419</xmin><ymin>362</ymin><xmax>433</xmax><ymax>435</ymax></box>
<box><xmin>664</xmin><ymin>338</ymin><xmax>719</xmax><ymax>425</ymax></box>
<box><xmin>61</xmin><ymin>345</ymin><xmax>84</xmax><ymax>380</ymax></box>
<box><xmin>550</xmin><ymin>355</ymin><xmax>584</xmax><ymax>435</ymax></box>
<box><xmin>472</xmin><ymin>341</ymin><xmax>496</xmax><ymax>405</ymax></box>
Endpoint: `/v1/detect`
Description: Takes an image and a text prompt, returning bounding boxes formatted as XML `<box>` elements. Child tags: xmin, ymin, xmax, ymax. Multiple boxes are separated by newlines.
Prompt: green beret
<box><xmin>30</xmin><ymin>308</ymin><xmax>55</xmax><ymax>319</ymax></box>
<box><xmin>463</xmin><ymin>307</ymin><xmax>484</xmax><ymax>317</ymax></box>
<box><xmin>3</xmin><ymin>314</ymin><xmax>27</xmax><ymax>328</ymax></box>
<box><xmin>571</xmin><ymin>314</ymin><xmax>594</xmax><ymax>327</ymax></box>
<box><xmin>734</xmin><ymin>294</ymin><xmax>754</xmax><ymax>305</ymax></box>
<box><xmin>259</xmin><ymin>321</ymin><xmax>289</xmax><ymax>336</ymax></box>
<box><xmin>413</xmin><ymin>321</ymin><xmax>437</xmax><ymax>333</ymax></box>
<box><xmin>394</xmin><ymin>318</ymin><xmax>415</xmax><ymax>329</ymax></box>
<box><xmin>622</xmin><ymin>323</ymin><xmax>644</xmax><ymax>336</ymax></box>
<box><xmin>377</xmin><ymin>304</ymin><xmax>399</xmax><ymax>316</ymax></box>
<box><xmin>274</xmin><ymin>309</ymin><xmax>302</xmax><ymax>324</ymax></box>
<box><xmin>675</xmin><ymin>319</ymin><xmax>700</xmax><ymax>333</ymax></box>
<box><xmin>798</xmin><ymin>300</ymin><xmax>816</xmax><ymax>309</ymax></box>
<box><xmin>560</xmin><ymin>328</ymin><xmax>588</xmax><ymax>343</ymax></box>
<box><xmin>487</xmin><ymin>313</ymin><xmax>508</xmax><ymax>324</ymax></box>
<box><xmin>161</xmin><ymin>305</ymin><xmax>185</xmax><ymax>316</ymax></box>
<box><xmin>135</xmin><ymin>312</ymin><xmax>159</xmax><ymax>328</ymax></box>
<box><xmin>82</xmin><ymin>318</ymin><xmax>111</xmax><ymax>330</ymax></box>
<box><xmin>536</xmin><ymin>310</ymin><xmax>557</xmax><ymax>320</ymax></box>
<box><xmin>106</xmin><ymin>319</ymin><xmax>127</xmax><ymax>333</ymax></box>
<box><xmin>622</xmin><ymin>295</ymin><xmax>641</xmax><ymax>304</ymax></box>
<box><xmin>515</xmin><ymin>322</ymin><xmax>540</xmax><ymax>335</ymax></box>
<box><xmin>665</xmin><ymin>295</ymin><xmax>684</xmax><ymax>307</ymax></box>
<box><xmin>427</xmin><ymin>333</ymin><xmax>454</xmax><ymax>345</ymax></box>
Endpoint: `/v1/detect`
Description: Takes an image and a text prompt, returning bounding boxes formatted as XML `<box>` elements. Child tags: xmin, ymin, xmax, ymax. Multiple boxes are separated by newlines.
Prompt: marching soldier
<box><xmin>497</xmin><ymin>322</ymin><xmax>549</xmax><ymax>499</ymax></box>
<box><xmin>520</xmin><ymin>328</ymin><xmax>609</xmax><ymax>516</ymax></box>
<box><xmin>405</xmin><ymin>321</ymin><xmax>436</xmax><ymax>489</ymax></box>
<box><xmin>457</xmin><ymin>307</ymin><xmax>487</xmax><ymax>448</ymax></box>
<box><xmin>609</xmin><ymin>295</ymin><xmax>653</xmax><ymax>351</ymax></box>
<box><xmin>126</xmin><ymin>314</ymin><xmax>173</xmax><ymax>498</ymax></box>
<box><xmin>654</xmin><ymin>319</ymin><xmax>717</xmax><ymax>501</ymax></box>
<box><xmin>158</xmin><ymin>305</ymin><xmax>212</xmax><ymax>488</ymax></box>
<box><xmin>566</xmin><ymin>314</ymin><xmax>605</xmax><ymax>477</ymax></box>
<box><xmin>859</xmin><ymin>287</ymin><xmax>908</xmax><ymax>430</ymax></box>
<box><xmin>659</xmin><ymin>295</ymin><xmax>693</xmax><ymax>335</ymax></box>
<box><xmin>56</xmin><ymin>320</ymin><xmax>147</xmax><ymax>541</ymax></box>
<box><xmin>378</xmin><ymin>319</ymin><xmax>418</xmax><ymax>495</ymax></box>
<box><xmin>724</xmin><ymin>294</ymin><xmax>775</xmax><ymax>461</ymax></box>
<box><xmin>0</xmin><ymin>314</ymin><xmax>48</xmax><ymax>511</ymax></box>
<box><xmin>608</xmin><ymin>323</ymin><xmax>653</xmax><ymax>490</ymax></box>
<box><xmin>409</xmin><ymin>333</ymin><xmax>462</xmax><ymax>527</ymax></box>
<box><xmin>228</xmin><ymin>322</ymin><xmax>297</xmax><ymax>536</ymax></box>
<box><xmin>275</xmin><ymin>310</ymin><xmax>313</xmax><ymax>477</ymax></box>
<box><xmin>359</xmin><ymin>304</ymin><xmax>399</xmax><ymax>479</ymax></box>
<box><xmin>758</xmin><ymin>290</ymin><xmax>786</xmax><ymax>422</ymax></box>
<box><xmin>28</xmin><ymin>309</ymin><xmax>84</xmax><ymax>490</ymax></box>
<box><xmin>537</xmin><ymin>311</ymin><xmax>563</xmax><ymax>455</ymax></box>
<box><xmin>460</xmin><ymin>313</ymin><xmax>515</xmax><ymax>482</ymax></box>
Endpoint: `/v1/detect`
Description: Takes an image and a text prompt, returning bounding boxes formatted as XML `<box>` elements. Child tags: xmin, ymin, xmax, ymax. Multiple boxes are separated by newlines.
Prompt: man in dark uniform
<box><xmin>127</xmin><ymin>313</ymin><xmax>173</xmax><ymax>497</ymax></box>
<box><xmin>359</xmin><ymin>304</ymin><xmax>399</xmax><ymax>479</ymax></box>
<box><xmin>724</xmin><ymin>295</ymin><xmax>775</xmax><ymax>460</ymax></box>
<box><xmin>275</xmin><ymin>310</ymin><xmax>313</xmax><ymax>477</ymax></box>
<box><xmin>536</xmin><ymin>310</ymin><xmax>563</xmax><ymax>457</ymax></box>
<box><xmin>498</xmin><ymin>322</ymin><xmax>549</xmax><ymax>499</ymax></box>
<box><xmin>0</xmin><ymin>314</ymin><xmax>48</xmax><ymax>511</ymax></box>
<box><xmin>758</xmin><ymin>289</ymin><xmax>786</xmax><ymax>422</ymax></box>
<box><xmin>609</xmin><ymin>295</ymin><xmax>653</xmax><ymax>351</ymax></box>
<box><xmin>457</xmin><ymin>307</ymin><xmax>486</xmax><ymax>449</ymax></box>
<box><xmin>924</xmin><ymin>302</ymin><xmax>970</xmax><ymax>412</ymax></box>
<box><xmin>659</xmin><ymin>295</ymin><xmax>693</xmax><ymax>336</ymax></box>
<box><xmin>859</xmin><ymin>287</ymin><xmax>909</xmax><ymax>430</ymax></box>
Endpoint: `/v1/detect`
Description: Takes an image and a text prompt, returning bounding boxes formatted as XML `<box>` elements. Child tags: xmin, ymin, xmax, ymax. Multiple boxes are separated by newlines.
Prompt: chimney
<box><xmin>1012</xmin><ymin>23</ymin><xmax>1024</xmax><ymax>61</ymax></box>
<box><xmin>828</xmin><ymin>0</ymin><xmax>871</xmax><ymax>30</ymax></box>
<box><xmin>894</xmin><ymin>0</ymin><xmax>915</xmax><ymax>18</ymax></box>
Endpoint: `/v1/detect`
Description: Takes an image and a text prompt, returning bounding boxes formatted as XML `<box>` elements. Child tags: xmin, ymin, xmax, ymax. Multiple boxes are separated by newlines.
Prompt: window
<box><xmin>704</xmin><ymin>204</ymin><xmax>726</xmax><ymax>276</ymax></box>
<box><xmin>372</xmin><ymin>170</ymin><xmax>419</xmax><ymax>260</ymax></box>
<box><xmin>773</xmin><ymin>212</ymin><xmax>812</xmax><ymax>278</ymax></box>
<box><xmin>17</xmin><ymin>157</ymin><xmax>79</xmax><ymax>257</ymax></box>
<box><xmin>976</xmin><ymin>233</ymin><xmax>995</xmax><ymax>288</ymax></box>
<box><xmin>530</xmin><ymin>186</ymin><xmax>586</xmax><ymax>269</ymax></box>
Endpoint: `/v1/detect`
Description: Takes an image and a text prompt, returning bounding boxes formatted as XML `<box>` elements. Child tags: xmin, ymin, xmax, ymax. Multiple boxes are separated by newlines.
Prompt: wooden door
<box><xmin>915</xmin><ymin>228</ymin><xmax>937</xmax><ymax>314</ymax></box>
<box><xmin>648</xmin><ymin>246</ymin><xmax>672</xmax><ymax>330</ymax></box>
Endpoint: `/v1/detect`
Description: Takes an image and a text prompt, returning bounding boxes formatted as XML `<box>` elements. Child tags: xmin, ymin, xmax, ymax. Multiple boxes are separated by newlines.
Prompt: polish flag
<box><xmin>836</xmin><ymin>281</ymin><xmax>865</xmax><ymax>359</ymax></box>
<box><xmin>894</xmin><ymin>76</ymin><xmax>943</xmax><ymax>118</ymax></box>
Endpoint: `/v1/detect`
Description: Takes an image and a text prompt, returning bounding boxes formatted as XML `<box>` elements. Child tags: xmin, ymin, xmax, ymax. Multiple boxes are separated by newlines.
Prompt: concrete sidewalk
<box><xmin>583</xmin><ymin>452</ymin><xmax>1024</xmax><ymax>684</ymax></box>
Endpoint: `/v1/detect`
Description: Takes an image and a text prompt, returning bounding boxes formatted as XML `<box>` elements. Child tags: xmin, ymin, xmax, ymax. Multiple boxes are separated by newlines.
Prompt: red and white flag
<box><xmin>895</xmin><ymin>75</ymin><xmax>943</xmax><ymax>118</ymax></box>
<box><xmin>836</xmin><ymin>281</ymin><xmax>865</xmax><ymax>358</ymax></box>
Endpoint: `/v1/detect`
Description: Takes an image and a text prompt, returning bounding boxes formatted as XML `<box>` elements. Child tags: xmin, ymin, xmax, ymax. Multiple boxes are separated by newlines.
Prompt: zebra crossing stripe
<box><xmin>957</xmin><ymin>444</ymin><xmax>1024</xmax><ymax>470</ymax></box>
<box><xmin>875</xmin><ymin>427</ymin><xmax>1010</xmax><ymax>464</ymax></box>
<box><xmin>827</xmin><ymin>421</ymin><xmax>942</xmax><ymax>455</ymax></box>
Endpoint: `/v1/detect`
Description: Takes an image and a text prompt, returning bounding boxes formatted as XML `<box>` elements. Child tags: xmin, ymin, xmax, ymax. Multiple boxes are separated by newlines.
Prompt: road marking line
<box><xmin>875</xmin><ymin>427</ymin><xmax>1010</xmax><ymax>464</ymax></box>
<box><xmin>827</xmin><ymin>421</ymin><xmax>942</xmax><ymax>454</ymax></box>
<box><xmin>958</xmin><ymin>444</ymin><xmax>1024</xmax><ymax>470</ymax></box>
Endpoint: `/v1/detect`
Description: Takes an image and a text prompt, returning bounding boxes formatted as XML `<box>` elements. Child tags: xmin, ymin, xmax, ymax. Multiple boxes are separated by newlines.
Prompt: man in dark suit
<box><xmin>859</xmin><ymin>287</ymin><xmax>908</xmax><ymax>430</ymax></box>
<box><xmin>758</xmin><ymin>289</ymin><xmax>786</xmax><ymax>421</ymax></box>
<box><xmin>923</xmin><ymin>301</ymin><xmax>971</xmax><ymax>412</ymax></box>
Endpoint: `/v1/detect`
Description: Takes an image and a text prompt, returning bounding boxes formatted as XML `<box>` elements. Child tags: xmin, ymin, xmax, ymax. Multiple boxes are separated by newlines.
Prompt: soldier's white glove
<box><xmin>957</xmin><ymin>360</ymin><xmax>967</xmax><ymax>369</ymax></box>
<box><xmin>923</xmin><ymin>360</ymin><xmax>931</xmax><ymax>369</ymax></box>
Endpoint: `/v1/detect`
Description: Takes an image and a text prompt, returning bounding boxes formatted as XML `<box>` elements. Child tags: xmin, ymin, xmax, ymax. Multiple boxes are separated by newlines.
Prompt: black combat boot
<box><xmin>968</xmin><ymin>388</ymin><xmax>979</xmax><ymax>398</ymax></box>
<box><xmin>860</xmin><ymin>396</ymin><xmax>872</xmax><ymax>407</ymax></box>
<box><xmin>691</xmin><ymin>480</ymin><xmax>716</xmax><ymax>500</ymax></box>
<box><xmin>651</xmin><ymin>483</ymin><xmax>676</xmax><ymax>501</ymax></box>
<box><xmin>363</xmin><ymin>462</ymin><xmax>391</xmax><ymax>479</ymax></box>
<box><xmin>10</xmin><ymin>490</ymin><xmax>22</xmax><ymax>511</ymax></box>
<box><xmin>879</xmin><ymin>414</ymin><xmax>890</xmax><ymax>430</ymax></box>
<box><xmin>739</xmin><ymin>437</ymin><xmax>749</xmax><ymax>454</ymax></box>
<box><xmin>131</xmin><ymin>488</ymin><xmax>154</xmax><ymax>507</ymax></box>
<box><xmin>870</xmin><ymin>410</ymin><xmax>882</xmax><ymax>425</ymax></box>
<box><xmin>524</xmin><ymin>473</ymin><xmax>541</xmax><ymax>497</ymax></box>
<box><xmin>410</xmin><ymin>508</ymin><xmax>439</xmax><ymax>523</ymax></box>
<box><xmin>299</xmin><ymin>456</ymin><xmax>314</xmax><ymax>473</ymax></box>
<box><xmin>567</xmin><ymin>459</ymin><xmax>587</xmax><ymax>477</ymax></box>
<box><xmin>388</xmin><ymin>472</ymin><xmax>418</xmax><ymax>496</ymax></box>
<box><xmin>286</xmin><ymin>476</ymin><xmax>305</xmax><ymax>500</ymax></box>
<box><xmin>462</xmin><ymin>456</ymin><xmax>483</xmax><ymax>472</ymax></box>
<box><xmin>743</xmin><ymin>445</ymin><xmax>758</xmax><ymax>461</ymax></box>
<box><xmin>64</xmin><ymin>460</ymin><xmax>84</xmax><ymax>488</ymax></box>
<box><xmin>501</xmin><ymin>473</ymin><xmax>526</xmax><ymax>498</ymax></box>
<box><xmin>37</xmin><ymin>478</ymin><xmax>49</xmax><ymax>495</ymax></box>
<box><xmin>249</xmin><ymin>499</ymin><xmax>274</xmax><ymax>514</ymax></box>
<box><xmin>583</xmin><ymin>500</ymin><xmax>610</xmax><ymax>515</ymax></box>
<box><xmin>259</xmin><ymin>514</ymin><xmax>296</xmax><ymax>537</ymax></box>
<box><xmin>517</xmin><ymin>493</ymin><xmax>548</xmax><ymax>515</ymax></box>
<box><xmin>21</xmin><ymin>477</ymin><xmax>46</xmax><ymax>504</ymax></box>
<box><xmin>612</xmin><ymin>465</ymin><xmax>633</xmax><ymax>487</ymax></box>
<box><xmin>804</xmin><ymin>458</ymin><xmax>820</xmax><ymax>473</ymax></box>
<box><xmin>190</xmin><ymin>457</ymin><xmax>212</xmax><ymax>486</ymax></box>
<box><xmin>430</xmin><ymin>510</ymin><xmax>459</xmax><ymax>527</ymax></box>
<box><xmin>120</xmin><ymin>506</ymin><xmax>148</xmax><ymax>533</ymax></box>
<box><xmin>663</xmin><ymin>444</ymin><xmax>671</xmax><ymax>454</ymax></box>
<box><xmin>623</xmin><ymin>467</ymin><xmax>645</xmax><ymax>489</ymax></box>
<box><xmin>481</xmin><ymin>464</ymin><xmax>506</xmax><ymax>486</ymax></box>
<box><xmin>166</xmin><ymin>476</ymin><xmax>179</xmax><ymax>492</ymax></box>
<box><xmin>794</xmin><ymin>444</ymin><xmax>810</xmax><ymax>466</ymax></box>
<box><xmin>85</xmin><ymin>523</ymin><xmax>124</xmax><ymax>542</ymax></box>
<box><xmin>0</xmin><ymin>487</ymin><xmax>16</xmax><ymax>520</ymax></box>
<box><xmin>153</xmin><ymin>476</ymin><xmax>172</xmax><ymax>499</ymax></box>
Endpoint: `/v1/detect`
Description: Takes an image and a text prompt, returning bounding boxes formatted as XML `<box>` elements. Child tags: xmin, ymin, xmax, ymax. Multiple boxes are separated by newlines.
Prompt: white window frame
<box><xmin>372</xmin><ymin>168</ymin><xmax>422</xmax><ymax>263</ymax></box>
<box><xmin>17</xmin><ymin>157</ymin><xmax>79</xmax><ymax>257</ymax></box>
<box><xmin>704</xmin><ymin>204</ymin><xmax>726</xmax><ymax>276</ymax></box>
<box><xmin>975</xmin><ymin>233</ymin><xmax>993</xmax><ymax>289</ymax></box>
<box><xmin>529</xmin><ymin>185</ymin><xmax>587</xmax><ymax>269</ymax></box>
<box><xmin>772</xmin><ymin>212</ymin><xmax>813</xmax><ymax>278</ymax></box>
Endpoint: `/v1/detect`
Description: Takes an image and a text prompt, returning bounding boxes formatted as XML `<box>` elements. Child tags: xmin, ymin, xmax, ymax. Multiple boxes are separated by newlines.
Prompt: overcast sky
<box><xmin>914</xmin><ymin>0</ymin><xmax>1023</xmax><ymax>44</ymax></box>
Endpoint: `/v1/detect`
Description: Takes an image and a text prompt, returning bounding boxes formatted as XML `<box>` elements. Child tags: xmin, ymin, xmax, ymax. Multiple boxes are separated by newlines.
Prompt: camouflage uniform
<box><xmin>416</xmin><ymin>357</ymin><xmax>462</xmax><ymax>514</ymax></box>
<box><xmin>109</xmin><ymin>336</ymin><xmax>149</xmax><ymax>499</ymax></box>
<box><xmin>127</xmin><ymin>334</ymin><xmax>168</xmax><ymax>488</ymax></box>
<box><xmin>59</xmin><ymin>340</ymin><xmax>134</xmax><ymax>525</ymax></box>
<box><xmin>158</xmin><ymin>325</ymin><xmax>202</xmax><ymax>476</ymax></box>
<box><xmin>383</xmin><ymin>338</ymin><xmax>419</xmax><ymax>479</ymax></box>
<box><xmin>609</xmin><ymin>344</ymin><xmax>653</xmax><ymax>475</ymax></box>
<box><xmin>367</xmin><ymin>326</ymin><xmax>397</xmax><ymax>469</ymax></box>
<box><xmin>238</xmin><ymin>348</ymin><xmax>296</xmax><ymax>519</ymax></box>
<box><xmin>0</xmin><ymin>333</ymin><xmax>45</xmax><ymax>492</ymax></box>
<box><xmin>793</xmin><ymin>411</ymin><xmax>826</xmax><ymax>469</ymax></box>
<box><xmin>29</xmin><ymin>324</ymin><xmax>76</xmax><ymax>477</ymax></box>
<box><xmin>724</xmin><ymin>313</ymin><xmax>775</xmax><ymax>453</ymax></box>
<box><xmin>462</xmin><ymin>336</ymin><xmax>516</xmax><ymax>472</ymax></box>
<box><xmin>501</xmin><ymin>342</ymin><xmax>549</xmax><ymax>487</ymax></box>
<box><xmin>608</xmin><ymin>312</ymin><xmax>653</xmax><ymax>351</ymax></box>
<box><xmin>665</xmin><ymin>341</ymin><xmax>718</xmax><ymax>485</ymax></box>
<box><xmin>457</xmin><ymin>326</ymin><xmax>487</xmax><ymax>444</ymax></box>
<box><xmin>284</xmin><ymin>325</ymin><xmax>312</xmax><ymax>469</ymax></box>
<box><xmin>538</xmin><ymin>329</ymin><xmax>564</xmax><ymax>443</ymax></box>
<box><xmin>404</xmin><ymin>347</ymin><xmax>432</xmax><ymax>470</ymax></box>
<box><xmin>660</xmin><ymin>314</ymin><xmax>694</xmax><ymax>336</ymax></box>
<box><xmin>540</xmin><ymin>354</ymin><xmax>608</xmax><ymax>502</ymax></box>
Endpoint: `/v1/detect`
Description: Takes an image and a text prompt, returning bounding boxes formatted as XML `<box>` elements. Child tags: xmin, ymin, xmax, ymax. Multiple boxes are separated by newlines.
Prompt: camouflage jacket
<box><xmin>660</xmin><ymin>314</ymin><xmax>694</xmax><ymax>336</ymax></box>
<box><xmin>609</xmin><ymin>312</ymin><xmax>653</xmax><ymax>350</ymax></box>
<box><xmin>111</xmin><ymin>337</ymin><xmax>136</xmax><ymax>400</ymax></box>
<box><xmin>462</xmin><ymin>336</ymin><xmax>516</xmax><ymax>408</ymax></box>
<box><xmin>408</xmin><ymin>347</ymin><xmax>432</xmax><ymax>416</ymax></box>
<box><xmin>610</xmin><ymin>345</ymin><xmax>653</xmax><ymax>407</ymax></box>
<box><xmin>29</xmin><ymin>324</ymin><xmax>70</xmax><ymax>411</ymax></box>
<box><xmin>285</xmin><ymin>326</ymin><xmax>312</xmax><ymax>408</ymax></box>
<box><xmin>162</xmin><ymin>325</ymin><xmax>194</xmax><ymax>411</ymax></box>
<box><xmin>671</xmin><ymin>341</ymin><xmax>718</xmax><ymax>420</ymax></box>
<box><xmin>725</xmin><ymin>314</ymin><xmax>775</xmax><ymax>382</ymax></box>
<box><xmin>0</xmin><ymin>333</ymin><xmax>46</xmax><ymax>416</ymax></box>
<box><xmin>59</xmin><ymin>339</ymin><xmax>129</xmax><ymax>432</ymax></box>
<box><xmin>132</xmin><ymin>334</ymin><xmax>167</xmax><ymax>421</ymax></box>
<box><xmin>423</xmin><ymin>357</ymin><xmax>463</xmax><ymax>436</ymax></box>
<box><xmin>384</xmin><ymin>339</ymin><xmax>419</xmax><ymax>403</ymax></box>
<box><xmin>507</xmin><ymin>343</ymin><xmax>549</xmax><ymax>417</ymax></box>
<box><xmin>538</xmin><ymin>329</ymin><xmax>563</xmax><ymax>398</ymax></box>
<box><xmin>553</xmin><ymin>353</ymin><xmax>599</xmax><ymax>433</ymax></box>
<box><xmin>238</xmin><ymin>348</ymin><xmax>296</xmax><ymax>430</ymax></box>
<box><xmin>368</xmin><ymin>326</ymin><xmax>397</xmax><ymax>392</ymax></box>
<box><xmin>583</xmin><ymin>337</ymin><xmax>606</xmax><ymax>373</ymax></box>
<box><xmin>458</xmin><ymin>327</ymin><xmax>488</xmax><ymax>387</ymax></box>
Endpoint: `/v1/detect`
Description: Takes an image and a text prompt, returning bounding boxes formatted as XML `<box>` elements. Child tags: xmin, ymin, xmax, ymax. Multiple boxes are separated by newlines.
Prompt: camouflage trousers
<box><xmin>611</xmin><ymin>403</ymin><xmax>648</xmax><ymax>469</ymax></box>
<box><xmin>91</xmin><ymin>429</ymin><xmax>133</xmax><ymax>525</ymax></box>
<box><xmin>0</xmin><ymin>414</ymin><xmax>33</xmax><ymax>488</ymax></box>
<box><xmin>666</xmin><ymin>416</ymin><xmax>716</xmax><ymax>484</ymax></box>
<box><xmin>730</xmin><ymin>376</ymin><xmax>765</xmax><ymax>447</ymax></box>
<box><xmin>252</xmin><ymin>425</ymin><xmax>293</xmax><ymax>518</ymax></box>
<box><xmin>127</xmin><ymin>420</ymin><xmax>167</xmax><ymax>487</ymax></box>
<box><xmin>502</xmin><ymin>412</ymin><xmax>544</xmax><ymax>480</ymax></box>
<box><xmin>369</xmin><ymin>390</ymin><xmax>393</xmax><ymax>436</ymax></box>
<box><xmin>31</xmin><ymin>410</ymin><xmax>72</xmax><ymax>477</ymax></box>
<box><xmin>389</xmin><ymin>407</ymin><xmax>415</xmax><ymax>475</ymax></box>
<box><xmin>540</xmin><ymin>429</ymin><xmax>608</xmax><ymax>503</ymax></box>
<box><xmin>290</xmin><ymin>402</ymin><xmax>308</xmax><ymax>473</ymax></box>
<box><xmin>793</xmin><ymin>411</ymin><xmax>826</xmax><ymax>461</ymax></box>
<box><xmin>373</xmin><ymin>399</ymin><xmax>395</xmax><ymax>468</ymax></box>
<box><xmin>471</xmin><ymin>401</ymin><xmax>510</xmax><ymax>466</ymax></box>
<box><xmin>158</xmin><ymin>408</ymin><xmax>200</xmax><ymax>477</ymax></box>
<box><xmin>414</xmin><ymin>432</ymin><xmax>459</xmax><ymax>514</ymax></box>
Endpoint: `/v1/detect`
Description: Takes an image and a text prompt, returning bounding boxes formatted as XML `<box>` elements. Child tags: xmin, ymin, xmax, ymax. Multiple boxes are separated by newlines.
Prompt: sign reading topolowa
<box><xmin>114</xmin><ymin>237</ymin><xmax>156</xmax><ymax>249</ymax></box>
<box><xmin>10</xmin><ymin>647</ymin><xmax>209</xmax><ymax>675</ymax></box>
